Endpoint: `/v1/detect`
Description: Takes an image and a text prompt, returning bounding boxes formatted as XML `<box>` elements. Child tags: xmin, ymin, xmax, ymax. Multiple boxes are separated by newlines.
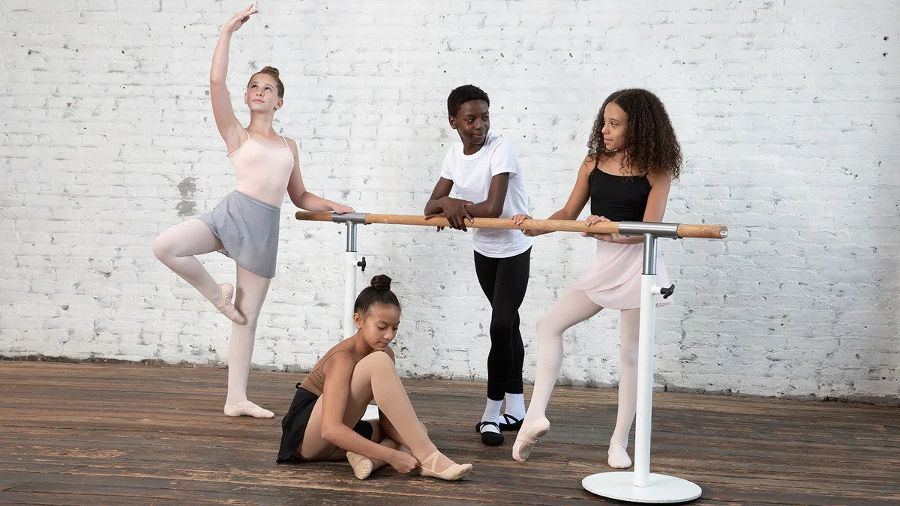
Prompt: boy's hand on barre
<box><xmin>424</xmin><ymin>214</ymin><xmax>445</xmax><ymax>232</ymax></box>
<box><xmin>439</xmin><ymin>197</ymin><xmax>473</xmax><ymax>231</ymax></box>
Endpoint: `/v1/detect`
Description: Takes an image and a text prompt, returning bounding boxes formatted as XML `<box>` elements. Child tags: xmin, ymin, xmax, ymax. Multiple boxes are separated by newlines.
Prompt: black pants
<box><xmin>473</xmin><ymin>247</ymin><xmax>531</xmax><ymax>401</ymax></box>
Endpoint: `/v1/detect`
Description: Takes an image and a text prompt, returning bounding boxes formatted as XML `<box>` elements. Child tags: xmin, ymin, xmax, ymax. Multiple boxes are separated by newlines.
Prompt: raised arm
<box><xmin>210</xmin><ymin>5</ymin><xmax>257</xmax><ymax>153</ymax></box>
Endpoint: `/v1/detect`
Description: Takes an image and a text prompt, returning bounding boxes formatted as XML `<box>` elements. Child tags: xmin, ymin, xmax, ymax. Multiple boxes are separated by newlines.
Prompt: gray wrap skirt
<box><xmin>198</xmin><ymin>190</ymin><xmax>280</xmax><ymax>279</ymax></box>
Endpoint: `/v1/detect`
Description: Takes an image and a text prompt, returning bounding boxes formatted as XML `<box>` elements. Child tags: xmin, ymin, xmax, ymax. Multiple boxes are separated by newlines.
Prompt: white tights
<box><xmin>520</xmin><ymin>291</ymin><xmax>640</xmax><ymax>465</ymax></box>
<box><xmin>153</xmin><ymin>218</ymin><xmax>273</xmax><ymax>417</ymax></box>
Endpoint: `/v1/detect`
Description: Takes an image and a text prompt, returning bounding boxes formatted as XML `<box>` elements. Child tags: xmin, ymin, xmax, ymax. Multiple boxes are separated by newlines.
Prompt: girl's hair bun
<box><xmin>260</xmin><ymin>65</ymin><xmax>279</xmax><ymax>77</ymax></box>
<box><xmin>370</xmin><ymin>274</ymin><xmax>392</xmax><ymax>292</ymax></box>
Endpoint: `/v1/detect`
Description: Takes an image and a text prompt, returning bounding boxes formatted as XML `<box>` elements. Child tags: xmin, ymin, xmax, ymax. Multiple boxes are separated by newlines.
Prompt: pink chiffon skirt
<box><xmin>568</xmin><ymin>240</ymin><xmax>672</xmax><ymax>310</ymax></box>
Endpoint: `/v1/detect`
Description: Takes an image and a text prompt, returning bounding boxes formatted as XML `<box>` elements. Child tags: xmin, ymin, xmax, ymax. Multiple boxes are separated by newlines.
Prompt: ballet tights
<box><xmin>223</xmin><ymin>265</ymin><xmax>273</xmax><ymax>418</ymax></box>
<box><xmin>517</xmin><ymin>291</ymin><xmax>640</xmax><ymax>467</ymax></box>
<box><xmin>153</xmin><ymin>219</ymin><xmax>272</xmax><ymax>417</ymax></box>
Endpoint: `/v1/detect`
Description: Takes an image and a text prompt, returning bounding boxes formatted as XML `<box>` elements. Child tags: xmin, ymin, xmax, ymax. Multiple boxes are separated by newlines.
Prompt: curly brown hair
<box><xmin>248</xmin><ymin>66</ymin><xmax>284</xmax><ymax>98</ymax></box>
<box><xmin>587</xmin><ymin>89</ymin><xmax>681</xmax><ymax>179</ymax></box>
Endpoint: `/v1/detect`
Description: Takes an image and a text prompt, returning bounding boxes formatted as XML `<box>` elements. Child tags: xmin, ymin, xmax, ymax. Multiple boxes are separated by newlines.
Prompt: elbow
<box><xmin>320</xmin><ymin>424</ymin><xmax>340</xmax><ymax>445</ymax></box>
<box><xmin>488</xmin><ymin>203</ymin><xmax>504</xmax><ymax>219</ymax></box>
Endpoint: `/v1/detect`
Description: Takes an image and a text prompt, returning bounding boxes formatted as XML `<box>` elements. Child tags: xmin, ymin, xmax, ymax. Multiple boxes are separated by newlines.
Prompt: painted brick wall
<box><xmin>2</xmin><ymin>1</ymin><xmax>897</xmax><ymax>400</ymax></box>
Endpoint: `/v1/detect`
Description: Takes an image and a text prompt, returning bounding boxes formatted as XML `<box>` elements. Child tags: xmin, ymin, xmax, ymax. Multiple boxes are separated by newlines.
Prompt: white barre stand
<box><xmin>581</xmin><ymin>224</ymin><xmax>701</xmax><ymax>503</ymax></box>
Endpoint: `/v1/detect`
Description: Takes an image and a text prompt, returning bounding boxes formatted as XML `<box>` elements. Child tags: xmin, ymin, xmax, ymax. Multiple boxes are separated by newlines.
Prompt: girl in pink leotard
<box><xmin>153</xmin><ymin>5</ymin><xmax>353</xmax><ymax>418</ymax></box>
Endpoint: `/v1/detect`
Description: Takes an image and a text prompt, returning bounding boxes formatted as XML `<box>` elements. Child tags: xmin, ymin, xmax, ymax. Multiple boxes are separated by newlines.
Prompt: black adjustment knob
<box><xmin>660</xmin><ymin>284</ymin><xmax>675</xmax><ymax>299</ymax></box>
<box><xmin>357</xmin><ymin>257</ymin><xmax>366</xmax><ymax>272</ymax></box>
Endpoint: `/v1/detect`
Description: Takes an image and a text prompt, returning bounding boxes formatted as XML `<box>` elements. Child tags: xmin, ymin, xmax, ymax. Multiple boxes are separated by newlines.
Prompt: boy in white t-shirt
<box><xmin>424</xmin><ymin>85</ymin><xmax>533</xmax><ymax>447</ymax></box>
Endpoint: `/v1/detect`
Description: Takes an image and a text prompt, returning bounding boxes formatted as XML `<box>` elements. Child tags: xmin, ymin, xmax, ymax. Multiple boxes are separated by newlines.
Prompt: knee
<box><xmin>151</xmin><ymin>235</ymin><xmax>169</xmax><ymax>261</ymax></box>
<box><xmin>489</xmin><ymin>317</ymin><xmax>515</xmax><ymax>341</ymax></box>
<box><xmin>360</xmin><ymin>350</ymin><xmax>394</xmax><ymax>370</ymax></box>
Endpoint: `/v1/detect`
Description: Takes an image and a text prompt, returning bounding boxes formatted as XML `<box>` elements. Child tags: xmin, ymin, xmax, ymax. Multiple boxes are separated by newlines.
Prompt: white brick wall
<box><xmin>2</xmin><ymin>1</ymin><xmax>897</xmax><ymax>400</ymax></box>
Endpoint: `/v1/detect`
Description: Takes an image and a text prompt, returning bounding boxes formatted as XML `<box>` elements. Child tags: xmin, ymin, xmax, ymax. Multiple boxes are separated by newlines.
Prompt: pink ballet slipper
<box><xmin>223</xmin><ymin>400</ymin><xmax>273</xmax><ymax>418</ymax></box>
<box><xmin>213</xmin><ymin>283</ymin><xmax>246</xmax><ymax>325</ymax></box>
<box><xmin>511</xmin><ymin>417</ymin><xmax>550</xmax><ymax>462</ymax></box>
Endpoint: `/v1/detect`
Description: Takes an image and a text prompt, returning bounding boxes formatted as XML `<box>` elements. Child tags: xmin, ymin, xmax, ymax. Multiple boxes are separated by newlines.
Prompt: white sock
<box><xmin>504</xmin><ymin>393</ymin><xmax>525</xmax><ymax>420</ymax></box>
<box><xmin>480</xmin><ymin>398</ymin><xmax>502</xmax><ymax>433</ymax></box>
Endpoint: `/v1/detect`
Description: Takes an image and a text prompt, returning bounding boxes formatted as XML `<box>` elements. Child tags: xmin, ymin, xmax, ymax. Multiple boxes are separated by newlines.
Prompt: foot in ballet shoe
<box><xmin>223</xmin><ymin>400</ymin><xmax>274</xmax><ymax>418</ymax></box>
<box><xmin>213</xmin><ymin>283</ymin><xmax>246</xmax><ymax>325</ymax></box>
<box><xmin>511</xmin><ymin>417</ymin><xmax>550</xmax><ymax>462</ymax></box>
<box><xmin>607</xmin><ymin>442</ymin><xmax>632</xmax><ymax>468</ymax></box>
<box><xmin>418</xmin><ymin>450</ymin><xmax>472</xmax><ymax>481</ymax></box>
<box><xmin>346</xmin><ymin>451</ymin><xmax>385</xmax><ymax>480</ymax></box>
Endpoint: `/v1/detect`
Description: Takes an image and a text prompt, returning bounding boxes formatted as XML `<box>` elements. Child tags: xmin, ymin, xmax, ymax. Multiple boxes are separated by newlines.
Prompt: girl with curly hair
<box><xmin>510</xmin><ymin>89</ymin><xmax>682</xmax><ymax>468</ymax></box>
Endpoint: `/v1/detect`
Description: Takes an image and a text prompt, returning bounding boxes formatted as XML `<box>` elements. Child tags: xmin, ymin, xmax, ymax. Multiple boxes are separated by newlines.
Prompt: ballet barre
<box><xmin>294</xmin><ymin>211</ymin><xmax>727</xmax><ymax>239</ymax></box>
<box><xmin>296</xmin><ymin>210</ymin><xmax>727</xmax><ymax>504</ymax></box>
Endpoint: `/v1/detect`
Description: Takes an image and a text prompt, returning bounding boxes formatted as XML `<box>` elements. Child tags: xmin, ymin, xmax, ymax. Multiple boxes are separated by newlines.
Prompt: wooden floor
<box><xmin>0</xmin><ymin>362</ymin><xmax>897</xmax><ymax>505</ymax></box>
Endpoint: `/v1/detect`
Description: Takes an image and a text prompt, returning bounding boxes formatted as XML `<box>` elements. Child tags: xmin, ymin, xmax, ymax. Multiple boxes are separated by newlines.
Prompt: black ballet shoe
<box><xmin>474</xmin><ymin>421</ymin><xmax>504</xmax><ymax>446</ymax></box>
<box><xmin>498</xmin><ymin>413</ymin><xmax>523</xmax><ymax>431</ymax></box>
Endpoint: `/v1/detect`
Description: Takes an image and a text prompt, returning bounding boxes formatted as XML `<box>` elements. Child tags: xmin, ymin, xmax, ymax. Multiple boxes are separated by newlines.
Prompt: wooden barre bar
<box><xmin>295</xmin><ymin>211</ymin><xmax>727</xmax><ymax>239</ymax></box>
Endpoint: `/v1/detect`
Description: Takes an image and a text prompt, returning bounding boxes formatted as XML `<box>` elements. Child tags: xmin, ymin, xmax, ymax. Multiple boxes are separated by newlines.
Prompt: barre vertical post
<box><xmin>329</xmin><ymin>212</ymin><xmax>368</xmax><ymax>338</ymax></box>
<box><xmin>344</xmin><ymin>221</ymin><xmax>358</xmax><ymax>338</ymax></box>
<box><xmin>634</xmin><ymin>233</ymin><xmax>658</xmax><ymax>486</ymax></box>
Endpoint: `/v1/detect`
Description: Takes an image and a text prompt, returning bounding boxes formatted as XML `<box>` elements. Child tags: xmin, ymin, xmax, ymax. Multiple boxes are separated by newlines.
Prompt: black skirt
<box><xmin>277</xmin><ymin>386</ymin><xmax>374</xmax><ymax>463</ymax></box>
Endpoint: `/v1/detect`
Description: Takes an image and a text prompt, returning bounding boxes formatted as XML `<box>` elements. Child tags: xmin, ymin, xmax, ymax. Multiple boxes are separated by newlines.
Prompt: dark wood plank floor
<box><xmin>0</xmin><ymin>361</ymin><xmax>897</xmax><ymax>505</ymax></box>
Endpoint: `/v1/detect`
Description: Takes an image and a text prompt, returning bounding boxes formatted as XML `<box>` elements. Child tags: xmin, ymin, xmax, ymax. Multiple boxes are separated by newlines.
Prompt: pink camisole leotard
<box><xmin>229</xmin><ymin>129</ymin><xmax>295</xmax><ymax>207</ymax></box>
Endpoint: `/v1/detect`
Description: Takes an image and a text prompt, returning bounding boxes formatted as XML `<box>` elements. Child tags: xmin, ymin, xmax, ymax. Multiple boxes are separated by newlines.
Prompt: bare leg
<box><xmin>223</xmin><ymin>265</ymin><xmax>273</xmax><ymax>418</ymax></box>
<box><xmin>152</xmin><ymin>219</ymin><xmax>245</xmax><ymax>324</ymax></box>
<box><xmin>512</xmin><ymin>291</ymin><xmax>602</xmax><ymax>462</ymax></box>
<box><xmin>608</xmin><ymin>307</ymin><xmax>639</xmax><ymax>468</ymax></box>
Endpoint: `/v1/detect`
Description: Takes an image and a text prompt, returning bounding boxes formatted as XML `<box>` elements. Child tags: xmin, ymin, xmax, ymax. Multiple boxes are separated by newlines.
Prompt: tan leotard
<box><xmin>229</xmin><ymin>129</ymin><xmax>295</xmax><ymax>207</ymax></box>
<box><xmin>300</xmin><ymin>347</ymin><xmax>360</xmax><ymax>396</ymax></box>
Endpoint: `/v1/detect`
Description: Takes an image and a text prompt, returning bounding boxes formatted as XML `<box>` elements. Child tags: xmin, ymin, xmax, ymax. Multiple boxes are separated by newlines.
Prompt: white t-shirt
<box><xmin>439</xmin><ymin>131</ymin><xmax>533</xmax><ymax>258</ymax></box>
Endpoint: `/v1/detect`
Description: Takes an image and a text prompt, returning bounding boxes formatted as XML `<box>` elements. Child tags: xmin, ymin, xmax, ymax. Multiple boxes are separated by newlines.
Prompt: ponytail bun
<box><xmin>260</xmin><ymin>65</ymin><xmax>280</xmax><ymax>77</ymax></box>
<box><xmin>353</xmin><ymin>274</ymin><xmax>400</xmax><ymax>314</ymax></box>
<box><xmin>370</xmin><ymin>275</ymin><xmax>392</xmax><ymax>292</ymax></box>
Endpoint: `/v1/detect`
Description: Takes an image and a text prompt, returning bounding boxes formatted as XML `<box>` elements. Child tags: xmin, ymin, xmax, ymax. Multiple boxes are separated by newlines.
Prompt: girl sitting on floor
<box><xmin>277</xmin><ymin>275</ymin><xmax>473</xmax><ymax>481</ymax></box>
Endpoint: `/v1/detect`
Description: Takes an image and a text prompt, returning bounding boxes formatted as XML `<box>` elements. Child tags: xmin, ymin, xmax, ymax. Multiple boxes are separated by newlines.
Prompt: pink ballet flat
<box><xmin>512</xmin><ymin>417</ymin><xmax>550</xmax><ymax>462</ymax></box>
<box><xmin>418</xmin><ymin>450</ymin><xmax>472</xmax><ymax>481</ymax></box>
<box><xmin>213</xmin><ymin>283</ymin><xmax>246</xmax><ymax>324</ymax></box>
<box><xmin>346</xmin><ymin>451</ymin><xmax>386</xmax><ymax>480</ymax></box>
<box><xmin>607</xmin><ymin>441</ymin><xmax>632</xmax><ymax>468</ymax></box>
